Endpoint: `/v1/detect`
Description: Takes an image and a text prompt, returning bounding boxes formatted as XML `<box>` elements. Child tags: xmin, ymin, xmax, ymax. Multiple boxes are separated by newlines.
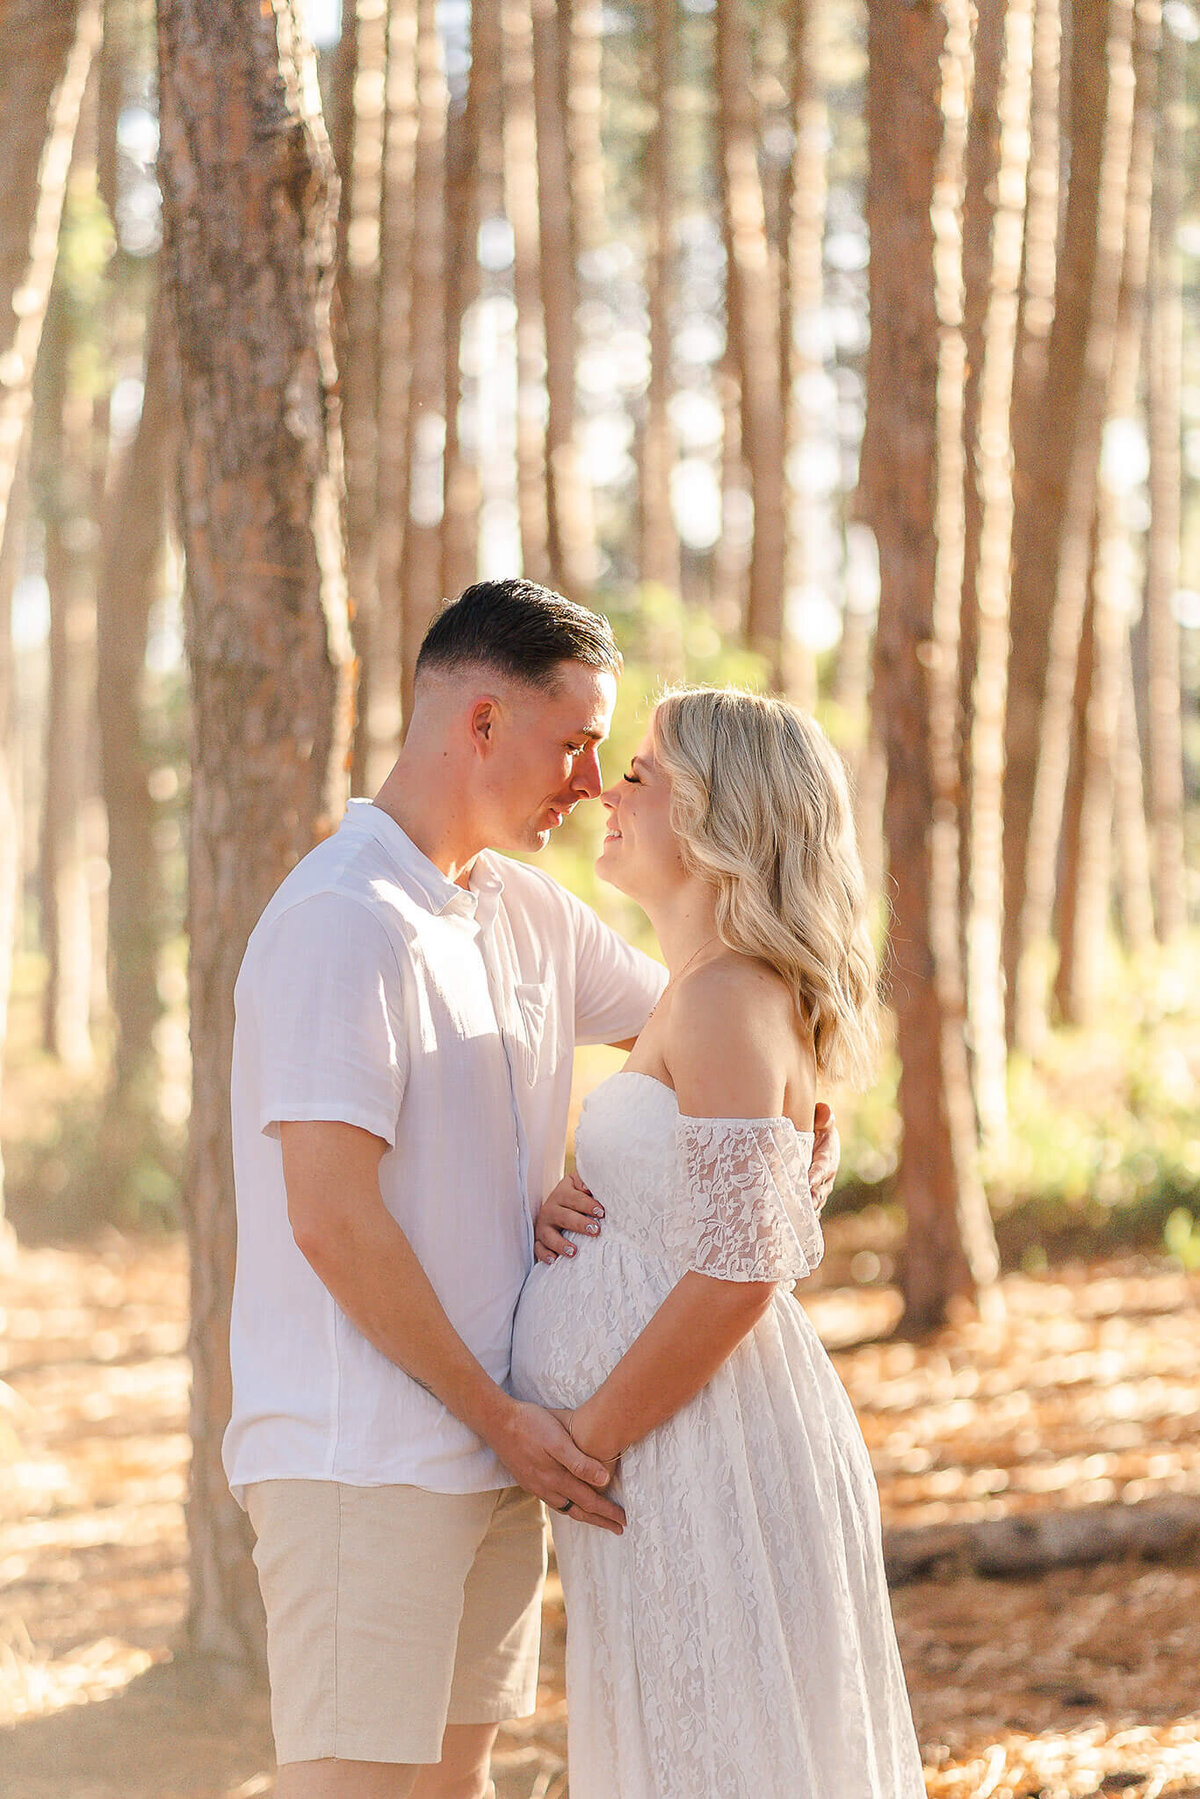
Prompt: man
<box><xmin>224</xmin><ymin>579</ymin><xmax>837</xmax><ymax>1798</ymax></box>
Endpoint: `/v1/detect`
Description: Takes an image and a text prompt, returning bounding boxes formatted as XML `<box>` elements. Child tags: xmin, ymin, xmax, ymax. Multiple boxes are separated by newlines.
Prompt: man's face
<box><xmin>481</xmin><ymin>661</ymin><xmax>618</xmax><ymax>854</ymax></box>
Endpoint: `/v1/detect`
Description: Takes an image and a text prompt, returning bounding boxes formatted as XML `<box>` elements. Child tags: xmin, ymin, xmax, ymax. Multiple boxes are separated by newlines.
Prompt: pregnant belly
<box><xmin>510</xmin><ymin>1234</ymin><xmax>671</xmax><ymax>1410</ymax></box>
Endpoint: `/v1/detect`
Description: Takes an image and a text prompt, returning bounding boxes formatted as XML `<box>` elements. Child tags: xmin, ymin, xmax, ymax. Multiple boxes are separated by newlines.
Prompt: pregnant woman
<box><xmin>510</xmin><ymin>686</ymin><xmax>925</xmax><ymax>1798</ymax></box>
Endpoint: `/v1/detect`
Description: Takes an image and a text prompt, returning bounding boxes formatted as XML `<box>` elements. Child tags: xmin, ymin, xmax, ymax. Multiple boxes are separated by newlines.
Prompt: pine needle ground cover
<box><xmin>3</xmin><ymin>1234</ymin><xmax>1200</xmax><ymax>1799</ymax></box>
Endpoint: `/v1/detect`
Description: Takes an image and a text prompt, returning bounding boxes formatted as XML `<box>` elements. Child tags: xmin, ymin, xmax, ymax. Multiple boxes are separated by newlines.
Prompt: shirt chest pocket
<box><xmin>514</xmin><ymin>979</ymin><xmax>557</xmax><ymax>1086</ymax></box>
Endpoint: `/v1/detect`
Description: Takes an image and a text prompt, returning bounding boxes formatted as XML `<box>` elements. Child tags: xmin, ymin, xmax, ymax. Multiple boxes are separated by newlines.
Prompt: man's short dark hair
<box><xmin>415</xmin><ymin>579</ymin><xmax>622</xmax><ymax>690</ymax></box>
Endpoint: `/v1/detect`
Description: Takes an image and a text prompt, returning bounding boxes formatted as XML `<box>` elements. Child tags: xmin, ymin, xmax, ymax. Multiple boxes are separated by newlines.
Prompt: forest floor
<box><xmin>3</xmin><ymin>1229</ymin><xmax>1200</xmax><ymax>1799</ymax></box>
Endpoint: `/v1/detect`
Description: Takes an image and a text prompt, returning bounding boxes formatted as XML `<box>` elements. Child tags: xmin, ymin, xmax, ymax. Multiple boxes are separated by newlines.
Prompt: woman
<box><xmin>510</xmin><ymin>686</ymin><xmax>925</xmax><ymax>1798</ymax></box>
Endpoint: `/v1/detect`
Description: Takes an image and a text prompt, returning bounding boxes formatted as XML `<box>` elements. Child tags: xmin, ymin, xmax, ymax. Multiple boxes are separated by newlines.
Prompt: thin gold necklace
<box><xmin>648</xmin><ymin>935</ymin><xmax>722</xmax><ymax>1017</ymax></box>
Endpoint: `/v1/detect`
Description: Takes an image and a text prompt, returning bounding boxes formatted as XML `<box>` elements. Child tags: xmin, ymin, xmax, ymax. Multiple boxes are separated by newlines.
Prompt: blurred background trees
<box><xmin>1</xmin><ymin>0</ymin><xmax>1198</xmax><ymax>1671</ymax></box>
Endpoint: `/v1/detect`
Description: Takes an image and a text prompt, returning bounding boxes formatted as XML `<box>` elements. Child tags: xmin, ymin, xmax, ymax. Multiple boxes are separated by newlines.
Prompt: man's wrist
<box><xmin>459</xmin><ymin>1375</ymin><xmax>519</xmax><ymax>1449</ymax></box>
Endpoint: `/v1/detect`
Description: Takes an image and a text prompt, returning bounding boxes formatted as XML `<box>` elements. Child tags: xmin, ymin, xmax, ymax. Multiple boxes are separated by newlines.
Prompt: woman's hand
<box><xmin>534</xmin><ymin>1171</ymin><xmax>605</xmax><ymax>1265</ymax></box>
<box><xmin>809</xmin><ymin>1102</ymin><xmax>839</xmax><ymax>1213</ymax></box>
<box><xmin>551</xmin><ymin>1406</ymin><xmax>621</xmax><ymax>1475</ymax></box>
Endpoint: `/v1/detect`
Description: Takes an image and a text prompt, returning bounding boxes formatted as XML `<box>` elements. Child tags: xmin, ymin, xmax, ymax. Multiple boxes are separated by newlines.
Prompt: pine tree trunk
<box><xmin>714</xmin><ymin>0</ymin><xmax>787</xmax><ymax>683</ymax></box>
<box><xmin>372</xmin><ymin>0</ymin><xmax>418</xmax><ymax>782</ymax></box>
<box><xmin>1011</xmin><ymin>0</ymin><xmax>1061</xmax><ymax>446</ymax></box>
<box><xmin>95</xmin><ymin>295</ymin><xmax>173</xmax><ymax>1143</ymax></box>
<box><xmin>0</xmin><ymin>441</ymin><xmax>31</xmax><ymax>1245</ymax></box>
<box><xmin>864</xmin><ymin>0</ymin><xmax>998</xmax><ymax>1335</ymax></box>
<box><xmin>502</xmin><ymin>0</ymin><xmax>551</xmax><ymax>588</ymax></box>
<box><xmin>1144</xmin><ymin>9</ymin><xmax>1186</xmax><ymax>941</ymax></box>
<box><xmin>1113</xmin><ymin>627</ymin><xmax>1154</xmax><ymax>952</ymax></box>
<box><xmin>638</xmin><ymin>0</ymin><xmax>680</xmax><ymax>599</ymax></box>
<box><xmin>38</xmin><ymin>288</ymin><xmax>96</xmax><ymax>1072</ymax></box>
<box><xmin>338</xmin><ymin>0</ymin><xmax>387</xmax><ymax>793</ymax></box>
<box><xmin>157</xmin><ymin>0</ymin><xmax>356</xmax><ymax>1672</ymax></box>
<box><xmin>0</xmin><ymin>0</ymin><xmax>101</xmax><ymax>551</ymax></box>
<box><xmin>962</xmin><ymin>0</ymin><xmax>1035</xmax><ymax>1148</ymax></box>
<box><xmin>777</xmin><ymin>0</ymin><xmax>825</xmax><ymax>707</ymax></box>
<box><xmin>1006</xmin><ymin>0</ymin><xmax>1137</xmax><ymax>1052</ymax></box>
<box><xmin>398</xmin><ymin>0</ymin><xmax>447</xmax><ymax>722</ymax></box>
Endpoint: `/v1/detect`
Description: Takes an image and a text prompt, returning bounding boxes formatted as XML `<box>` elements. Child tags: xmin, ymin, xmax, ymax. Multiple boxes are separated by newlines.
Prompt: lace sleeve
<box><xmin>669</xmin><ymin>1116</ymin><xmax>824</xmax><ymax>1283</ymax></box>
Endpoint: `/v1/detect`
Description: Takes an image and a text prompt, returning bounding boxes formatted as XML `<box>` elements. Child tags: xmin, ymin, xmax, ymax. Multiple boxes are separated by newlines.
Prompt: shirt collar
<box><xmin>340</xmin><ymin>798</ymin><xmax>505</xmax><ymax>919</ymax></box>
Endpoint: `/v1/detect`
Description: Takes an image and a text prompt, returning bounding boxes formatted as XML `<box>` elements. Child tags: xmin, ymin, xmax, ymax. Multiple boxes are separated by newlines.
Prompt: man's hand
<box><xmin>534</xmin><ymin>1171</ymin><xmax>603</xmax><ymax>1264</ymax></box>
<box><xmin>809</xmin><ymin>1102</ymin><xmax>840</xmax><ymax>1213</ymax></box>
<box><xmin>489</xmin><ymin>1401</ymin><xmax>624</xmax><ymax>1533</ymax></box>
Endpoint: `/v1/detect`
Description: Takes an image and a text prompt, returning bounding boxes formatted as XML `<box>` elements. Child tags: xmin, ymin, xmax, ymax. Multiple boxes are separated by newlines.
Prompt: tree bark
<box><xmin>372</xmin><ymin>0</ymin><xmax>418</xmax><ymax>782</ymax></box>
<box><xmin>502</xmin><ymin>0</ymin><xmax>551</xmax><ymax>588</ymax></box>
<box><xmin>95</xmin><ymin>294</ymin><xmax>174</xmax><ymax>1142</ymax></box>
<box><xmin>961</xmin><ymin>0</ymin><xmax>1035</xmax><ymax>1148</ymax></box>
<box><xmin>531</xmin><ymin>0</ymin><xmax>594</xmax><ymax>598</ymax></box>
<box><xmin>864</xmin><ymin>0</ymin><xmax>999</xmax><ymax>1334</ymax></box>
<box><xmin>1006</xmin><ymin>0</ymin><xmax>1137</xmax><ymax>1052</ymax></box>
<box><xmin>337</xmin><ymin>0</ymin><xmax>387</xmax><ymax>794</ymax></box>
<box><xmin>1011</xmin><ymin>0</ymin><xmax>1061</xmax><ymax>450</ymax></box>
<box><xmin>638</xmin><ymin>0</ymin><xmax>680</xmax><ymax>600</ymax></box>
<box><xmin>37</xmin><ymin>287</ymin><xmax>96</xmax><ymax>1072</ymax></box>
<box><xmin>0</xmin><ymin>438</ymin><xmax>31</xmax><ymax>1245</ymax></box>
<box><xmin>1143</xmin><ymin>8</ymin><xmax>1186</xmax><ymax>942</ymax></box>
<box><xmin>714</xmin><ymin>0</ymin><xmax>787</xmax><ymax>683</ymax></box>
<box><xmin>0</xmin><ymin>0</ymin><xmax>101</xmax><ymax>554</ymax></box>
<box><xmin>397</xmin><ymin>0</ymin><xmax>447</xmax><ymax>724</ymax></box>
<box><xmin>157</xmin><ymin>0</ymin><xmax>356</xmax><ymax>1672</ymax></box>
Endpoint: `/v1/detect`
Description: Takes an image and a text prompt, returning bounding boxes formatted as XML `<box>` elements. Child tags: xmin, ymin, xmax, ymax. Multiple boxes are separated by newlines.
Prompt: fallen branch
<box><xmin>883</xmin><ymin>1498</ymin><xmax>1200</xmax><ymax>1585</ymax></box>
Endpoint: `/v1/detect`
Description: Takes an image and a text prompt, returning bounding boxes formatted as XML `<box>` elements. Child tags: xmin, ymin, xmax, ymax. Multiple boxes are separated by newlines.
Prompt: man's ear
<box><xmin>468</xmin><ymin>694</ymin><xmax>502</xmax><ymax>756</ymax></box>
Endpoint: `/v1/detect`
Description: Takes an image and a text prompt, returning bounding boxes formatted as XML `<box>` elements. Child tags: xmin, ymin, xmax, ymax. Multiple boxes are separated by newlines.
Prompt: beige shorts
<box><xmin>246</xmin><ymin>1480</ymin><xmax>546</xmax><ymax>1767</ymax></box>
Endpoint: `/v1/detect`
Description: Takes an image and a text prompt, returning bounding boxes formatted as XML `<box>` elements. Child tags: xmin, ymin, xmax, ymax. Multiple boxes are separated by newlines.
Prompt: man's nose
<box><xmin>572</xmin><ymin>746</ymin><xmax>603</xmax><ymax>799</ymax></box>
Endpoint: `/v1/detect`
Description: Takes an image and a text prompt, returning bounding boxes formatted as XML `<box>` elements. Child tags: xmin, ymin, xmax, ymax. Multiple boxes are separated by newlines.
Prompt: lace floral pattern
<box><xmin>671</xmin><ymin>1114</ymin><xmax>824</xmax><ymax>1282</ymax></box>
<box><xmin>509</xmin><ymin>1072</ymin><xmax>926</xmax><ymax>1799</ymax></box>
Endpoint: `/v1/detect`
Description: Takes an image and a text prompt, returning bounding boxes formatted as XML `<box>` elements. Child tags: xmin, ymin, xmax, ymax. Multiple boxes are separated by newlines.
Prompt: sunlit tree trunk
<box><xmin>961</xmin><ymin>0</ymin><xmax>1034</xmax><ymax>1148</ymax></box>
<box><xmin>1113</xmin><ymin>629</ymin><xmax>1154</xmax><ymax>953</ymax></box>
<box><xmin>864</xmin><ymin>0</ymin><xmax>998</xmax><ymax>1335</ymax></box>
<box><xmin>714</xmin><ymin>0</ymin><xmax>787</xmax><ymax>684</ymax></box>
<box><xmin>95</xmin><ymin>296</ymin><xmax>173</xmax><ymax>1151</ymax></box>
<box><xmin>0</xmin><ymin>441</ymin><xmax>30</xmax><ymax>1245</ymax></box>
<box><xmin>777</xmin><ymin>0</ymin><xmax>825</xmax><ymax>707</ymax></box>
<box><xmin>638</xmin><ymin>0</ymin><xmax>679</xmax><ymax>599</ymax></box>
<box><xmin>337</xmin><ymin>0</ymin><xmax>387</xmax><ymax>793</ymax></box>
<box><xmin>38</xmin><ymin>288</ymin><xmax>96</xmax><ymax>1072</ymax></box>
<box><xmin>1011</xmin><ymin>0</ymin><xmax>1061</xmax><ymax>445</ymax></box>
<box><xmin>157</xmin><ymin>0</ymin><xmax>355</xmax><ymax>1672</ymax></box>
<box><xmin>398</xmin><ymin>0</ymin><xmax>447</xmax><ymax>722</ymax></box>
<box><xmin>531</xmin><ymin>0</ymin><xmax>593</xmax><ymax>597</ymax></box>
<box><xmin>502</xmin><ymin>0</ymin><xmax>551</xmax><ymax>587</ymax></box>
<box><xmin>373</xmin><ymin>0</ymin><xmax>418</xmax><ymax>781</ymax></box>
<box><xmin>441</xmin><ymin>0</ymin><xmax>499</xmax><ymax>602</ymax></box>
<box><xmin>561</xmin><ymin>0</ymin><xmax>605</xmax><ymax>264</ymax></box>
<box><xmin>1144</xmin><ymin>8</ymin><xmax>1186</xmax><ymax>941</ymax></box>
<box><xmin>1006</xmin><ymin>0</ymin><xmax>1137</xmax><ymax>1052</ymax></box>
<box><xmin>0</xmin><ymin>0</ymin><xmax>101</xmax><ymax>553</ymax></box>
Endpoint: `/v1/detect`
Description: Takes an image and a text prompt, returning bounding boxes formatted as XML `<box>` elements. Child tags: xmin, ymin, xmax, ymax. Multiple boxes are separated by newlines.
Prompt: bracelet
<box><xmin>568</xmin><ymin>1412</ymin><xmax>620</xmax><ymax>1466</ymax></box>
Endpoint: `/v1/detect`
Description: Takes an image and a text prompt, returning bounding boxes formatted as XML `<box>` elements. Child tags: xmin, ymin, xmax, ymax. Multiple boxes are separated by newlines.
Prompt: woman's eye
<box><xmin>622</xmin><ymin>772</ymin><xmax>640</xmax><ymax>785</ymax></box>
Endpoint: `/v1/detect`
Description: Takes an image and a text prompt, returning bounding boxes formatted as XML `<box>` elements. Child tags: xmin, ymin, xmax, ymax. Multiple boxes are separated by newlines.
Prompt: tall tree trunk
<box><xmin>502</xmin><ymin>0</ymin><xmax>551</xmax><ymax>588</ymax></box>
<box><xmin>157</xmin><ymin>0</ymin><xmax>356</xmax><ymax>1672</ymax></box>
<box><xmin>1006</xmin><ymin>0</ymin><xmax>1137</xmax><ymax>1052</ymax></box>
<box><xmin>962</xmin><ymin>0</ymin><xmax>1035</xmax><ymax>1148</ymax></box>
<box><xmin>372</xmin><ymin>0</ymin><xmax>418</xmax><ymax>782</ymax></box>
<box><xmin>1144</xmin><ymin>7</ymin><xmax>1186</xmax><ymax>941</ymax></box>
<box><xmin>1011</xmin><ymin>0</ymin><xmax>1061</xmax><ymax>446</ymax></box>
<box><xmin>638</xmin><ymin>0</ymin><xmax>680</xmax><ymax>599</ymax></box>
<box><xmin>777</xmin><ymin>0</ymin><xmax>825</xmax><ymax>707</ymax></box>
<box><xmin>38</xmin><ymin>288</ymin><xmax>96</xmax><ymax>1072</ymax></box>
<box><xmin>531</xmin><ymin>0</ymin><xmax>593</xmax><ymax>597</ymax></box>
<box><xmin>560</xmin><ymin>0</ymin><xmax>605</xmax><ymax>263</ymax></box>
<box><xmin>714</xmin><ymin>0</ymin><xmax>787</xmax><ymax>683</ymax></box>
<box><xmin>95</xmin><ymin>295</ymin><xmax>174</xmax><ymax>1150</ymax></box>
<box><xmin>398</xmin><ymin>0</ymin><xmax>447</xmax><ymax>723</ymax></box>
<box><xmin>440</xmin><ymin>0</ymin><xmax>499</xmax><ymax>602</ymax></box>
<box><xmin>1113</xmin><ymin>627</ymin><xmax>1154</xmax><ymax>953</ymax></box>
<box><xmin>338</xmin><ymin>0</ymin><xmax>387</xmax><ymax>794</ymax></box>
<box><xmin>864</xmin><ymin>0</ymin><xmax>999</xmax><ymax>1335</ymax></box>
<box><xmin>0</xmin><ymin>440</ymin><xmax>31</xmax><ymax>1246</ymax></box>
<box><xmin>0</xmin><ymin>0</ymin><xmax>101</xmax><ymax>553</ymax></box>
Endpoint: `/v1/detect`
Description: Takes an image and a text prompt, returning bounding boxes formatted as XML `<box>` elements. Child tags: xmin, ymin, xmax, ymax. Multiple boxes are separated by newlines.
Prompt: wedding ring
<box><xmin>556</xmin><ymin>1499</ymin><xmax>573</xmax><ymax>1513</ymax></box>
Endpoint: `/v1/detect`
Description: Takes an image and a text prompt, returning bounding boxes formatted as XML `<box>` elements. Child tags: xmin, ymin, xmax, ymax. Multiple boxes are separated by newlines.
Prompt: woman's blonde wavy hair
<box><xmin>651</xmin><ymin>686</ymin><xmax>882</xmax><ymax>1088</ymax></box>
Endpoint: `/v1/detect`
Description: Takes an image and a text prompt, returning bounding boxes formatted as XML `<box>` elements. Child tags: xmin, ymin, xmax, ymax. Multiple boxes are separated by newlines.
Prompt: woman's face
<box><xmin>596</xmin><ymin>724</ymin><xmax>685</xmax><ymax>901</ymax></box>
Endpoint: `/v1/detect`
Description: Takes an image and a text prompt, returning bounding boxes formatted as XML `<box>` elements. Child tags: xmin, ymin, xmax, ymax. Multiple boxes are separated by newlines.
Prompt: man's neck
<box><xmin>372</xmin><ymin>756</ymin><xmax>486</xmax><ymax>887</ymax></box>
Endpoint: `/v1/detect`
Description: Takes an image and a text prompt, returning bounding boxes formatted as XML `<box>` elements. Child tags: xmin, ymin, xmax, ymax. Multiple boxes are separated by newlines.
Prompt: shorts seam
<box><xmin>332</xmin><ymin>1482</ymin><xmax>343</xmax><ymax>1756</ymax></box>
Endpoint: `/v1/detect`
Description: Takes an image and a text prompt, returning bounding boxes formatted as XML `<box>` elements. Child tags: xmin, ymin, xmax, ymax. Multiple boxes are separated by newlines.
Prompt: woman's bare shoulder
<box><xmin>665</xmin><ymin>952</ymin><xmax>802</xmax><ymax>1118</ymax></box>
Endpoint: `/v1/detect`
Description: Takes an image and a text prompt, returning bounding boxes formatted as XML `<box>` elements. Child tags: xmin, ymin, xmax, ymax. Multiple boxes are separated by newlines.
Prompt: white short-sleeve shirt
<box><xmin>223</xmin><ymin>799</ymin><xmax>665</xmax><ymax>1500</ymax></box>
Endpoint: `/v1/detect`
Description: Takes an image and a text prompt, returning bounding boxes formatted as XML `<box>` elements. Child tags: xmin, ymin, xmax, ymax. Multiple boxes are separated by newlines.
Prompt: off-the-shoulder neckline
<box><xmin>601</xmin><ymin>1067</ymin><xmax>816</xmax><ymax>1139</ymax></box>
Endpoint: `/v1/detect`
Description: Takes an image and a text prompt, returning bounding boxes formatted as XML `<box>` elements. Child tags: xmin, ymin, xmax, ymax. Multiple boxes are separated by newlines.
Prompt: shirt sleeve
<box><xmin>668</xmin><ymin>1116</ymin><xmax>824</xmax><ymax>1283</ymax></box>
<box><xmin>566</xmin><ymin>889</ymin><xmax>668</xmax><ymax>1046</ymax></box>
<box><xmin>249</xmin><ymin>890</ymin><xmax>408</xmax><ymax>1147</ymax></box>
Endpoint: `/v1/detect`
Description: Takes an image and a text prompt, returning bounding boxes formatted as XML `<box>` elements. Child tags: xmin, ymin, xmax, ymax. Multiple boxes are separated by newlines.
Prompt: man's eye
<box><xmin>566</xmin><ymin>744</ymin><xmax>583</xmax><ymax>757</ymax></box>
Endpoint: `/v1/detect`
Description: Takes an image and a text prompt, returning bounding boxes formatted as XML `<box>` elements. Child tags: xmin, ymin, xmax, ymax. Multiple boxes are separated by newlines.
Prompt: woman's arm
<box><xmin>569</xmin><ymin>961</ymin><xmax>814</xmax><ymax>1464</ymax></box>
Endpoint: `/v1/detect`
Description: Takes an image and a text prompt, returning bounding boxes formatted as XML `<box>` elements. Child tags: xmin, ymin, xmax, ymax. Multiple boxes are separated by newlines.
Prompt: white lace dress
<box><xmin>510</xmin><ymin>1071</ymin><xmax>925</xmax><ymax>1799</ymax></box>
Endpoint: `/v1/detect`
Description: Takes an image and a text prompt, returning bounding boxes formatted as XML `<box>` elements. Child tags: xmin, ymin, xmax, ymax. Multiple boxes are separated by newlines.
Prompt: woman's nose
<box><xmin>599</xmin><ymin>782</ymin><xmax>620</xmax><ymax>812</ymax></box>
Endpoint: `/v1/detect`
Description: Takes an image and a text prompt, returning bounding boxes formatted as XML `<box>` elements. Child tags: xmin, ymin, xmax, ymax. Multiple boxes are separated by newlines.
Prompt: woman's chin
<box><xmin>595</xmin><ymin>840</ymin><xmax>627</xmax><ymax>891</ymax></box>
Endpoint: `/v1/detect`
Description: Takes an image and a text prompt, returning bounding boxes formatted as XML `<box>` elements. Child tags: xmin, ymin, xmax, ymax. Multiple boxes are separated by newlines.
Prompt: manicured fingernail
<box><xmin>587</xmin><ymin>1221</ymin><xmax>599</xmax><ymax>1234</ymax></box>
<box><xmin>567</xmin><ymin>1244</ymin><xmax>576</xmax><ymax>1256</ymax></box>
<box><xmin>592</xmin><ymin>1205</ymin><xmax>604</xmax><ymax>1218</ymax></box>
